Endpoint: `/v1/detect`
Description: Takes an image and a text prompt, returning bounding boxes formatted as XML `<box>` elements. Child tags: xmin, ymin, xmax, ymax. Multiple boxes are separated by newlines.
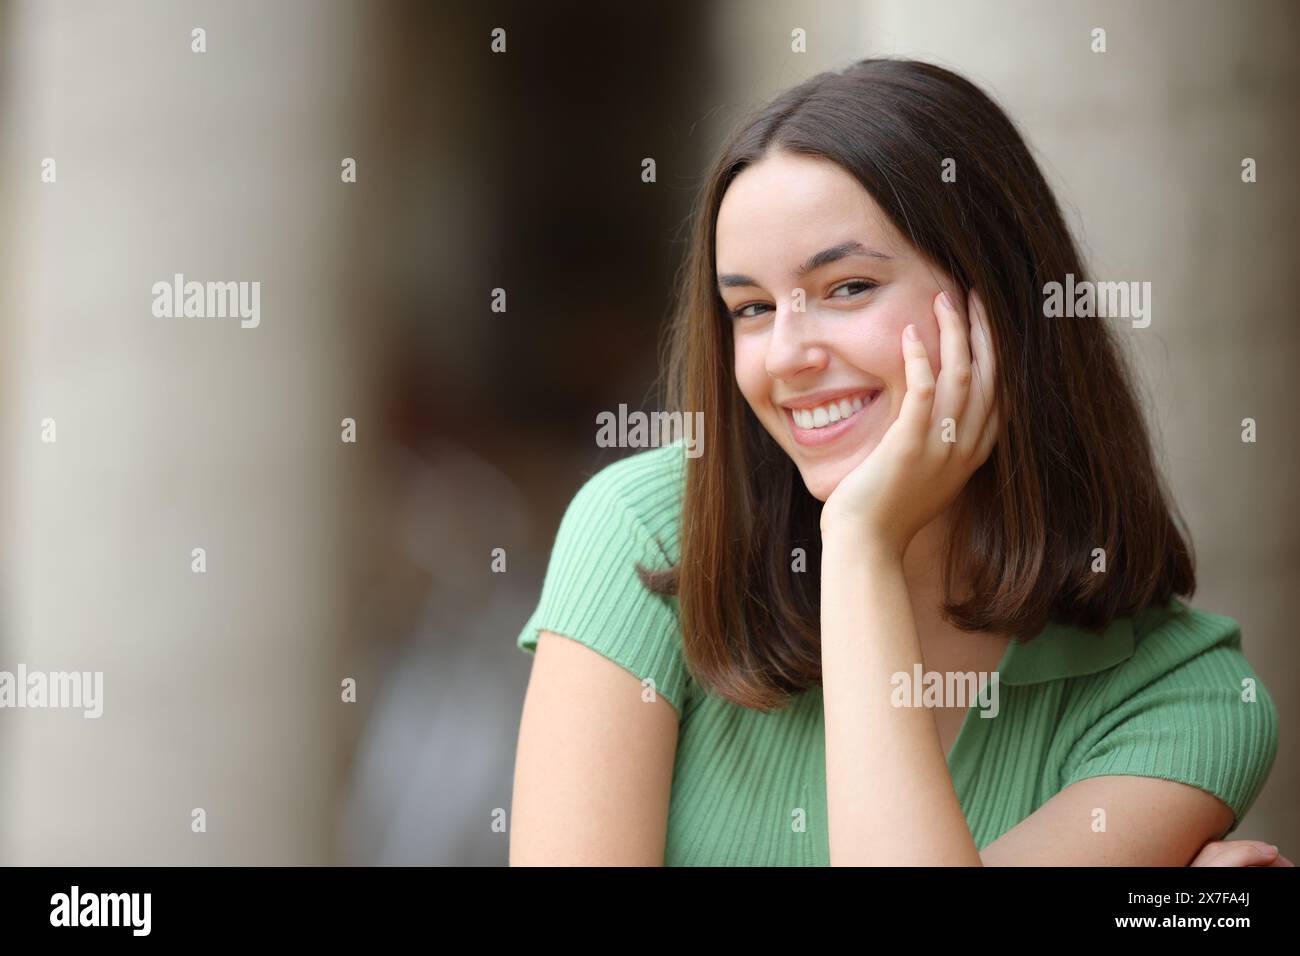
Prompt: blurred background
<box><xmin>0</xmin><ymin>0</ymin><xmax>1295</xmax><ymax>864</ymax></box>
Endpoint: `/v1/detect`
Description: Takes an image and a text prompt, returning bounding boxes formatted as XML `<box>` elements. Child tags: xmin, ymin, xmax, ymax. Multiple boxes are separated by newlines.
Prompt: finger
<box><xmin>898</xmin><ymin>323</ymin><xmax>936</xmax><ymax>441</ymax></box>
<box><xmin>1190</xmin><ymin>846</ymin><xmax>1247</xmax><ymax>867</ymax></box>
<box><xmin>931</xmin><ymin>290</ymin><xmax>972</xmax><ymax>448</ymax></box>
<box><xmin>1189</xmin><ymin>842</ymin><xmax>1227</xmax><ymax>866</ymax></box>
<box><xmin>1191</xmin><ymin>842</ymin><xmax>1279</xmax><ymax>867</ymax></box>
<box><xmin>959</xmin><ymin>289</ymin><xmax>996</xmax><ymax>458</ymax></box>
<box><xmin>1198</xmin><ymin>840</ymin><xmax>1279</xmax><ymax>865</ymax></box>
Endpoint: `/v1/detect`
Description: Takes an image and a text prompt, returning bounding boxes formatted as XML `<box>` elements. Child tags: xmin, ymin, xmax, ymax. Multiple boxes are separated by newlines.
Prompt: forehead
<box><xmin>715</xmin><ymin>152</ymin><xmax>901</xmax><ymax>264</ymax></box>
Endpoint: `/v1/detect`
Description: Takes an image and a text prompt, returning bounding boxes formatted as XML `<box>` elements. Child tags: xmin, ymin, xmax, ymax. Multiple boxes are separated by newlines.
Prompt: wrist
<box><xmin>820</xmin><ymin>521</ymin><xmax>906</xmax><ymax>566</ymax></box>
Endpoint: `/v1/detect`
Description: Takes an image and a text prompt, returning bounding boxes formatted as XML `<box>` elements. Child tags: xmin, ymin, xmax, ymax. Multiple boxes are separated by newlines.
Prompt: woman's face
<box><xmin>716</xmin><ymin>149</ymin><xmax>959</xmax><ymax>502</ymax></box>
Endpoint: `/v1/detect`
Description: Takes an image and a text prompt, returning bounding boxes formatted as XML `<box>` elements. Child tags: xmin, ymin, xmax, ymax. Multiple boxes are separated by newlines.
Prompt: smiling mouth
<box><xmin>781</xmin><ymin>389</ymin><xmax>881</xmax><ymax>446</ymax></box>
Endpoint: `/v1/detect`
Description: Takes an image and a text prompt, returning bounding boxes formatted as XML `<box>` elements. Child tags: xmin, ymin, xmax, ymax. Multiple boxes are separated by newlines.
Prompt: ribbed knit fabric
<box><xmin>515</xmin><ymin>442</ymin><xmax>1280</xmax><ymax>866</ymax></box>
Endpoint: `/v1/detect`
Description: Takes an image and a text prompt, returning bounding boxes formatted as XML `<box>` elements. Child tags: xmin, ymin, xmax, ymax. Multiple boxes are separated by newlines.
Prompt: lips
<box><xmin>781</xmin><ymin>389</ymin><xmax>882</xmax><ymax>448</ymax></box>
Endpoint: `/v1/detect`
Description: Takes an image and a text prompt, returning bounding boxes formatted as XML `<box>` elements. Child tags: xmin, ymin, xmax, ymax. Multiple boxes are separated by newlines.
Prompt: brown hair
<box><xmin>639</xmin><ymin>58</ymin><xmax>1195</xmax><ymax>711</ymax></box>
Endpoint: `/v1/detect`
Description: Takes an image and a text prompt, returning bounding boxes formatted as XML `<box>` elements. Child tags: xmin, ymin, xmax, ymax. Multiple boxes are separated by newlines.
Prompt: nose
<box><xmin>764</xmin><ymin>299</ymin><xmax>828</xmax><ymax>380</ymax></box>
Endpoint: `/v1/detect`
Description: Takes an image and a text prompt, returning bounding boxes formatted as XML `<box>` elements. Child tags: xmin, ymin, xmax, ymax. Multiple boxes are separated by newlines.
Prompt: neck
<box><xmin>902</xmin><ymin>509</ymin><xmax>951</xmax><ymax>596</ymax></box>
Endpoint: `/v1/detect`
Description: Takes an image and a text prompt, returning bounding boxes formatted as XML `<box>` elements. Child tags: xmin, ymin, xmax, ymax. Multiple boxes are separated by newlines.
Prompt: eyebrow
<box><xmin>716</xmin><ymin>240</ymin><xmax>891</xmax><ymax>292</ymax></box>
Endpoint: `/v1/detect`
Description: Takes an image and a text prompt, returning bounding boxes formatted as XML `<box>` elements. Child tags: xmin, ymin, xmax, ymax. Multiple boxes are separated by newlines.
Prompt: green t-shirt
<box><xmin>515</xmin><ymin>442</ymin><xmax>1280</xmax><ymax>866</ymax></box>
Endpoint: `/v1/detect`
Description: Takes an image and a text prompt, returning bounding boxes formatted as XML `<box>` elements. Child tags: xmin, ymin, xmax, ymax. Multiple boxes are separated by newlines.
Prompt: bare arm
<box><xmin>509</xmin><ymin>630</ymin><xmax>679</xmax><ymax>865</ymax></box>
<box><xmin>821</xmin><ymin>532</ymin><xmax>982</xmax><ymax>864</ymax></box>
<box><xmin>979</xmin><ymin>775</ymin><xmax>1235</xmax><ymax>866</ymax></box>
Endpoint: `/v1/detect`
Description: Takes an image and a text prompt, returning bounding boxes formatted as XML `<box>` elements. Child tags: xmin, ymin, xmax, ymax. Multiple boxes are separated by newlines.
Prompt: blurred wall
<box><xmin>0</xmin><ymin>0</ymin><xmax>388</xmax><ymax>863</ymax></box>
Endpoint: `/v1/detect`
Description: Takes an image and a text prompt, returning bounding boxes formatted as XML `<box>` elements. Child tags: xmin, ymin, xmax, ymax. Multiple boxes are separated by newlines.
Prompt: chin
<box><xmin>789</xmin><ymin>440</ymin><xmax>878</xmax><ymax>502</ymax></box>
<box><xmin>797</xmin><ymin>464</ymin><xmax>848</xmax><ymax>503</ymax></box>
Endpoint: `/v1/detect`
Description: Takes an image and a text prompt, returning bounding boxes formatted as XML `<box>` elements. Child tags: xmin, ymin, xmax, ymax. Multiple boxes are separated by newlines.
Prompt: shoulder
<box><xmin>515</xmin><ymin>443</ymin><xmax>693</xmax><ymax>714</ymax></box>
<box><xmin>561</xmin><ymin>443</ymin><xmax>686</xmax><ymax>559</ymax></box>
<box><xmin>1121</xmin><ymin>599</ymin><xmax>1252</xmax><ymax>684</ymax></box>
<box><xmin>1101</xmin><ymin>600</ymin><xmax>1274</xmax><ymax>719</ymax></box>
<box><xmin>1067</xmin><ymin>598</ymin><xmax>1275</xmax><ymax>724</ymax></box>
<box><xmin>1133</xmin><ymin>598</ymin><xmax>1243</xmax><ymax>651</ymax></box>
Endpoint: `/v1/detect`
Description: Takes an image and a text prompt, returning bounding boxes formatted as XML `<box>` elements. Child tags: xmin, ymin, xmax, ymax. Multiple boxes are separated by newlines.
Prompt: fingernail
<box><xmin>905</xmin><ymin>324</ymin><xmax>919</xmax><ymax>341</ymax></box>
<box><xmin>1262</xmin><ymin>844</ymin><xmax>1280</xmax><ymax>855</ymax></box>
<box><xmin>939</xmin><ymin>291</ymin><xmax>953</xmax><ymax>311</ymax></box>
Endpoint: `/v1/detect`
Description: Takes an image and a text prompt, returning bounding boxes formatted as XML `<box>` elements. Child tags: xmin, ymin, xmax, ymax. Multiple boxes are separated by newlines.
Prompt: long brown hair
<box><xmin>639</xmin><ymin>58</ymin><xmax>1195</xmax><ymax>712</ymax></box>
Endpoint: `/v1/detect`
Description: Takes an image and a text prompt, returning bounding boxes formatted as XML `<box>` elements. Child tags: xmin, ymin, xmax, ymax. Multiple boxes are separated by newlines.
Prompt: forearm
<box><xmin>820</xmin><ymin>529</ymin><xmax>982</xmax><ymax>865</ymax></box>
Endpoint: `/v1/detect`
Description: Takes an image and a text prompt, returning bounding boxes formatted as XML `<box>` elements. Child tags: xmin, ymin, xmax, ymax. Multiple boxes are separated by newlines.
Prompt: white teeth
<box><xmin>789</xmin><ymin>392</ymin><xmax>874</xmax><ymax>430</ymax></box>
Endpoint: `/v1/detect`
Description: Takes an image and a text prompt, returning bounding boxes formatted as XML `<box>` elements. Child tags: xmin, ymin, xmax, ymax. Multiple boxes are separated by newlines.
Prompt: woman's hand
<box><xmin>1190</xmin><ymin>839</ymin><xmax>1294</xmax><ymax>867</ymax></box>
<box><xmin>819</xmin><ymin>289</ymin><xmax>999</xmax><ymax>554</ymax></box>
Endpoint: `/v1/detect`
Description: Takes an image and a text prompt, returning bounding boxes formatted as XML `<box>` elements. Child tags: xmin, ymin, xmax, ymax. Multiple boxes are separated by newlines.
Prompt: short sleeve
<box><xmin>1060</xmin><ymin>641</ymin><xmax>1279</xmax><ymax>835</ymax></box>
<box><xmin>515</xmin><ymin>457</ymin><xmax>691</xmax><ymax>717</ymax></box>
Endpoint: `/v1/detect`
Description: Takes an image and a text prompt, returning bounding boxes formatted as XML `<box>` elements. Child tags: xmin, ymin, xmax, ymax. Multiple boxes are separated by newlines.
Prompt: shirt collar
<box><xmin>997</xmin><ymin>614</ymin><xmax>1137</xmax><ymax>686</ymax></box>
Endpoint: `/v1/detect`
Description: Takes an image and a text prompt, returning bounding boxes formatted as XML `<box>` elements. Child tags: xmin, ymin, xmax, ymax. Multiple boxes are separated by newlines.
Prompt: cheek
<box><xmin>732</xmin><ymin>337</ymin><xmax>770</xmax><ymax>407</ymax></box>
<box><xmin>862</xmin><ymin>298</ymin><xmax>943</xmax><ymax>381</ymax></box>
<box><xmin>832</xmin><ymin>312</ymin><xmax>909</xmax><ymax>383</ymax></box>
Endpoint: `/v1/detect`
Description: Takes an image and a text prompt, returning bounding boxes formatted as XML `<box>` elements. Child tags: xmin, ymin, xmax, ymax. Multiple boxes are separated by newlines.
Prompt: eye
<box><xmin>729</xmin><ymin>301</ymin><xmax>772</xmax><ymax>320</ymax></box>
<box><xmin>829</xmin><ymin>279</ymin><xmax>877</xmax><ymax>299</ymax></box>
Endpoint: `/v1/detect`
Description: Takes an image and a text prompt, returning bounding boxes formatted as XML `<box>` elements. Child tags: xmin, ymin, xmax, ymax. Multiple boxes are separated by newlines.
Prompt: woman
<box><xmin>510</xmin><ymin>58</ymin><xmax>1282</xmax><ymax>866</ymax></box>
